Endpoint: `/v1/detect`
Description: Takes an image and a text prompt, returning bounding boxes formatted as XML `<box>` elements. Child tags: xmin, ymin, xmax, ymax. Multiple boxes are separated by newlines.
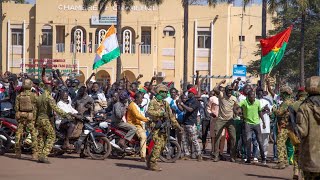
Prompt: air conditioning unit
<box><xmin>157</xmin><ymin>71</ymin><xmax>165</xmax><ymax>77</ymax></box>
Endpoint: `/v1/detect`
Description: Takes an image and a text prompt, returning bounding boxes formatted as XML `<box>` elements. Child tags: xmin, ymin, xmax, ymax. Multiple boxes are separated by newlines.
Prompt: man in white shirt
<box><xmin>56</xmin><ymin>91</ymin><xmax>78</xmax><ymax>149</ymax></box>
<box><xmin>257</xmin><ymin>89</ymin><xmax>273</xmax><ymax>158</ymax></box>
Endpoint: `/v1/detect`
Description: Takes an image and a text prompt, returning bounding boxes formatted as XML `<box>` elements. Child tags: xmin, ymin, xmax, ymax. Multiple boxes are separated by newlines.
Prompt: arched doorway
<box><xmin>96</xmin><ymin>70</ymin><xmax>111</xmax><ymax>87</ymax></box>
<box><xmin>76</xmin><ymin>70</ymin><xmax>85</xmax><ymax>85</ymax></box>
<box><xmin>120</xmin><ymin>70</ymin><xmax>136</xmax><ymax>83</ymax></box>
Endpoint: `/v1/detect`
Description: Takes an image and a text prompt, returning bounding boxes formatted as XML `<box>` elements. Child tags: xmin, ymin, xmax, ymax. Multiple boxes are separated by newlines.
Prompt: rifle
<box><xmin>288</xmin><ymin>106</ymin><xmax>301</xmax><ymax>142</ymax></box>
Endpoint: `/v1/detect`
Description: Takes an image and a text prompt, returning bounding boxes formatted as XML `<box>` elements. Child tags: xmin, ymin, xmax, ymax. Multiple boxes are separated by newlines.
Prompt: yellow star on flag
<box><xmin>272</xmin><ymin>47</ymin><xmax>280</xmax><ymax>52</ymax></box>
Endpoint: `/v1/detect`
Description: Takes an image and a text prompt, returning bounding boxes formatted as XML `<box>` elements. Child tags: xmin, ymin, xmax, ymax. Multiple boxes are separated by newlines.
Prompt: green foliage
<box><xmin>247</xmin><ymin>1</ymin><xmax>320</xmax><ymax>85</ymax></box>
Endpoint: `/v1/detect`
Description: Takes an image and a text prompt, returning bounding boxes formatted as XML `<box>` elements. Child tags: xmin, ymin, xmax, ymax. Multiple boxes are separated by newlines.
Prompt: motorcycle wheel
<box><xmin>159</xmin><ymin>140</ymin><xmax>181</xmax><ymax>163</ymax></box>
<box><xmin>0</xmin><ymin>131</ymin><xmax>10</xmax><ymax>155</ymax></box>
<box><xmin>86</xmin><ymin>136</ymin><xmax>111</xmax><ymax>160</ymax></box>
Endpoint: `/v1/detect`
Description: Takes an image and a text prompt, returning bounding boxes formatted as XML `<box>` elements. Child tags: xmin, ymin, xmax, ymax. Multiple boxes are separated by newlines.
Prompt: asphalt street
<box><xmin>0</xmin><ymin>153</ymin><xmax>292</xmax><ymax>180</ymax></box>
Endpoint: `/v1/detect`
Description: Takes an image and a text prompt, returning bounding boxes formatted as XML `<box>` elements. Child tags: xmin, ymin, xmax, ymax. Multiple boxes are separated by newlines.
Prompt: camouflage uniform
<box><xmin>291</xmin><ymin>94</ymin><xmax>307</xmax><ymax>178</ymax></box>
<box><xmin>273</xmin><ymin>86</ymin><xmax>294</xmax><ymax>169</ymax></box>
<box><xmin>146</xmin><ymin>85</ymin><xmax>181</xmax><ymax>171</ymax></box>
<box><xmin>297</xmin><ymin>76</ymin><xmax>320</xmax><ymax>180</ymax></box>
<box><xmin>36</xmin><ymin>89</ymin><xmax>71</xmax><ymax>163</ymax></box>
<box><xmin>15</xmin><ymin>89</ymin><xmax>38</xmax><ymax>159</ymax></box>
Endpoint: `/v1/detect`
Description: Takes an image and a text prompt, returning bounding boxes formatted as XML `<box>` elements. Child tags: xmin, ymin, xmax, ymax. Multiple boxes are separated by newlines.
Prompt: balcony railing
<box><xmin>141</xmin><ymin>45</ymin><xmax>151</xmax><ymax>54</ymax></box>
<box><xmin>56</xmin><ymin>43</ymin><xmax>65</xmax><ymax>53</ymax></box>
<box><xmin>70</xmin><ymin>44</ymin><xmax>87</xmax><ymax>53</ymax></box>
<box><xmin>119</xmin><ymin>44</ymin><xmax>136</xmax><ymax>54</ymax></box>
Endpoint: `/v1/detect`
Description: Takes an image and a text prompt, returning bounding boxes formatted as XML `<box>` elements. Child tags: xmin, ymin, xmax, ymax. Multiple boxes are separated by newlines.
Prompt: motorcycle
<box><xmin>51</xmin><ymin>116</ymin><xmax>112</xmax><ymax>160</ymax></box>
<box><xmin>98</xmin><ymin>121</ymin><xmax>181</xmax><ymax>163</ymax></box>
<box><xmin>0</xmin><ymin>117</ymin><xmax>33</xmax><ymax>155</ymax></box>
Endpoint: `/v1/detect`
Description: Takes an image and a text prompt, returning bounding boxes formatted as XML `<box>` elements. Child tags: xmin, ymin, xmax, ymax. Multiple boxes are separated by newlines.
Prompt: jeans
<box><xmin>201</xmin><ymin>120</ymin><xmax>211</xmax><ymax>150</ymax></box>
<box><xmin>252</xmin><ymin>133</ymin><xmax>270</xmax><ymax>158</ymax></box>
<box><xmin>244</xmin><ymin>122</ymin><xmax>266</xmax><ymax>161</ymax></box>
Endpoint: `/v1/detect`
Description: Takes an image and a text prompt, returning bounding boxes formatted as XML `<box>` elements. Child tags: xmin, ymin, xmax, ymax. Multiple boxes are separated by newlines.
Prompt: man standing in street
<box><xmin>37</xmin><ymin>83</ymin><xmax>72</xmax><ymax>163</ymax></box>
<box><xmin>15</xmin><ymin>79</ymin><xmax>38</xmax><ymax>160</ymax></box>
<box><xmin>212</xmin><ymin>80</ymin><xmax>239</xmax><ymax>162</ymax></box>
<box><xmin>297</xmin><ymin>76</ymin><xmax>320</xmax><ymax>180</ymax></box>
<box><xmin>240</xmin><ymin>90</ymin><xmax>267</xmax><ymax>164</ymax></box>
<box><xmin>272</xmin><ymin>86</ymin><xmax>294</xmax><ymax>169</ymax></box>
<box><xmin>257</xmin><ymin>88</ymin><xmax>272</xmax><ymax>161</ymax></box>
<box><xmin>146</xmin><ymin>84</ymin><xmax>183</xmax><ymax>171</ymax></box>
<box><xmin>177</xmin><ymin>87</ymin><xmax>202</xmax><ymax>161</ymax></box>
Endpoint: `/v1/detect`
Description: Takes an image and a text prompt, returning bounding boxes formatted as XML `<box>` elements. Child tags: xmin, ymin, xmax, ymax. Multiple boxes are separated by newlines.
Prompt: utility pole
<box><xmin>238</xmin><ymin>2</ymin><xmax>244</xmax><ymax>65</ymax></box>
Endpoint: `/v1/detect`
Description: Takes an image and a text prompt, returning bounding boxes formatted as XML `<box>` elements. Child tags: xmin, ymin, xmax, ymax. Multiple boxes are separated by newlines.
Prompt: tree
<box><xmin>81</xmin><ymin>0</ymin><xmax>164</xmax><ymax>81</ymax></box>
<box><xmin>181</xmin><ymin>0</ymin><xmax>251</xmax><ymax>90</ymax></box>
<box><xmin>266</xmin><ymin>0</ymin><xmax>320</xmax><ymax>87</ymax></box>
<box><xmin>247</xmin><ymin>1</ymin><xmax>320</xmax><ymax>86</ymax></box>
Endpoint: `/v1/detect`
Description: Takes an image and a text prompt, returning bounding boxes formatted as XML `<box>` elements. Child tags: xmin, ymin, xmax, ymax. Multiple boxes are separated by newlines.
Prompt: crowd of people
<box><xmin>0</xmin><ymin>67</ymin><xmax>319</xmax><ymax>179</ymax></box>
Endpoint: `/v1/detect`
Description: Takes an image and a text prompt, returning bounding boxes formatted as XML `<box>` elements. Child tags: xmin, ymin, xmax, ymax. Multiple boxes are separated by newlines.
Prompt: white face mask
<box><xmin>18</xmin><ymin>81</ymin><xmax>23</xmax><ymax>86</ymax></box>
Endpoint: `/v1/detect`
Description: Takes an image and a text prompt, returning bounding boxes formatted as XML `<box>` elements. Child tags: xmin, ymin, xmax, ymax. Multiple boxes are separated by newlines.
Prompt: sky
<box><xmin>26</xmin><ymin>0</ymin><xmax>262</xmax><ymax>6</ymax></box>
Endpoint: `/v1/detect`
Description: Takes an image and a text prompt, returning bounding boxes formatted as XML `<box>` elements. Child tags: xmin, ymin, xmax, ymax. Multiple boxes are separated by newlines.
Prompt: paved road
<box><xmin>0</xmin><ymin>153</ymin><xmax>292</xmax><ymax>180</ymax></box>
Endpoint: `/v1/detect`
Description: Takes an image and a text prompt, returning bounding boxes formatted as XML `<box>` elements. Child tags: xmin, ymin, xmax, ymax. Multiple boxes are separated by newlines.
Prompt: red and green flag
<box><xmin>260</xmin><ymin>25</ymin><xmax>293</xmax><ymax>74</ymax></box>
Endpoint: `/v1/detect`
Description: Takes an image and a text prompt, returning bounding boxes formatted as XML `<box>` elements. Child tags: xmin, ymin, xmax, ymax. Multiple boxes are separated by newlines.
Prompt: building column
<box><xmin>22</xmin><ymin>20</ymin><xmax>26</xmax><ymax>73</ymax></box>
<box><xmin>7</xmin><ymin>20</ymin><xmax>11</xmax><ymax>72</ymax></box>
<box><xmin>193</xmin><ymin>19</ymin><xmax>198</xmax><ymax>75</ymax></box>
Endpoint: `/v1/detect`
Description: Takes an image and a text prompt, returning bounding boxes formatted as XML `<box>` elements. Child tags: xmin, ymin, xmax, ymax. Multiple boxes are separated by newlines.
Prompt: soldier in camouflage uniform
<box><xmin>272</xmin><ymin>86</ymin><xmax>294</xmax><ymax>169</ymax></box>
<box><xmin>15</xmin><ymin>79</ymin><xmax>38</xmax><ymax>160</ymax></box>
<box><xmin>297</xmin><ymin>76</ymin><xmax>320</xmax><ymax>180</ymax></box>
<box><xmin>146</xmin><ymin>84</ymin><xmax>184</xmax><ymax>171</ymax></box>
<box><xmin>291</xmin><ymin>88</ymin><xmax>308</xmax><ymax>179</ymax></box>
<box><xmin>37</xmin><ymin>84</ymin><xmax>72</xmax><ymax>163</ymax></box>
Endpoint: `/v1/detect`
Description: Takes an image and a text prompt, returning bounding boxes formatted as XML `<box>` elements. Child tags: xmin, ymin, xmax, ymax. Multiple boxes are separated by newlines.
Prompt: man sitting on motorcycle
<box><xmin>56</xmin><ymin>91</ymin><xmax>78</xmax><ymax>149</ymax></box>
<box><xmin>127</xmin><ymin>92</ymin><xmax>149</xmax><ymax>162</ymax></box>
<box><xmin>111</xmin><ymin>91</ymin><xmax>137</xmax><ymax>150</ymax></box>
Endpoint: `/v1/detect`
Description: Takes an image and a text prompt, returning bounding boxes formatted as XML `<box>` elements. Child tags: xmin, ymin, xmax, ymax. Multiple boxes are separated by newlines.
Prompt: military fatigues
<box><xmin>15</xmin><ymin>90</ymin><xmax>38</xmax><ymax>158</ymax></box>
<box><xmin>37</xmin><ymin>89</ymin><xmax>71</xmax><ymax>161</ymax></box>
<box><xmin>275</xmin><ymin>98</ymin><xmax>294</xmax><ymax>167</ymax></box>
<box><xmin>146</xmin><ymin>98</ymin><xmax>181</xmax><ymax>170</ymax></box>
<box><xmin>297</xmin><ymin>95</ymin><xmax>320</xmax><ymax>180</ymax></box>
<box><xmin>291</xmin><ymin>98</ymin><xmax>305</xmax><ymax>177</ymax></box>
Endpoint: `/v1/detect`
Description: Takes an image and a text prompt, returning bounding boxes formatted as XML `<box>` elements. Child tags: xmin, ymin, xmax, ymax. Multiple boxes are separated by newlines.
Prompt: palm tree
<box><xmin>181</xmin><ymin>0</ymin><xmax>251</xmax><ymax>90</ymax></box>
<box><xmin>82</xmin><ymin>0</ymin><xmax>163</xmax><ymax>81</ymax></box>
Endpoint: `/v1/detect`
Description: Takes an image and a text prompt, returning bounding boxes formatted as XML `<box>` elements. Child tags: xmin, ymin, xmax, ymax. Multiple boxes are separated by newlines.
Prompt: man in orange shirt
<box><xmin>127</xmin><ymin>92</ymin><xmax>149</xmax><ymax>162</ymax></box>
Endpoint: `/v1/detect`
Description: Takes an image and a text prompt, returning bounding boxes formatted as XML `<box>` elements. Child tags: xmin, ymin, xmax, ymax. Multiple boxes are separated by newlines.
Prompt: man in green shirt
<box><xmin>240</xmin><ymin>90</ymin><xmax>266</xmax><ymax>164</ymax></box>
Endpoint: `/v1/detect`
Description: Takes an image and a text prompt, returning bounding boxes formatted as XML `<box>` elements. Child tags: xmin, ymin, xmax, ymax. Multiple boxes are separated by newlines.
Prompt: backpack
<box><xmin>18</xmin><ymin>91</ymin><xmax>34</xmax><ymax>112</ymax></box>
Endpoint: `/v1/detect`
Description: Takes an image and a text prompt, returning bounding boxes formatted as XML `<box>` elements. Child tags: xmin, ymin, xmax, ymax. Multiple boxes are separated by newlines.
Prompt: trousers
<box><xmin>182</xmin><ymin>125</ymin><xmax>201</xmax><ymax>156</ymax></box>
<box><xmin>303</xmin><ymin>171</ymin><xmax>320</xmax><ymax>180</ymax></box>
<box><xmin>136</xmin><ymin>126</ymin><xmax>147</xmax><ymax>158</ymax></box>
<box><xmin>277</xmin><ymin>128</ymin><xmax>289</xmax><ymax>164</ymax></box>
<box><xmin>244</xmin><ymin>123</ymin><xmax>266</xmax><ymax>160</ymax></box>
<box><xmin>149</xmin><ymin>130</ymin><xmax>166</xmax><ymax>165</ymax></box>
<box><xmin>213</xmin><ymin>119</ymin><xmax>236</xmax><ymax>158</ymax></box>
<box><xmin>37</xmin><ymin>118</ymin><xmax>55</xmax><ymax>158</ymax></box>
<box><xmin>114</xmin><ymin>122</ymin><xmax>137</xmax><ymax>141</ymax></box>
<box><xmin>15</xmin><ymin>118</ymin><xmax>38</xmax><ymax>155</ymax></box>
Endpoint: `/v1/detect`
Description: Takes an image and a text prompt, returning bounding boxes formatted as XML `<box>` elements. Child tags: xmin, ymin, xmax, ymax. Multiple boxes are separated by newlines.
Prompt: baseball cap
<box><xmin>188</xmin><ymin>87</ymin><xmax>198</xmax><ymax>95</ymax></box>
